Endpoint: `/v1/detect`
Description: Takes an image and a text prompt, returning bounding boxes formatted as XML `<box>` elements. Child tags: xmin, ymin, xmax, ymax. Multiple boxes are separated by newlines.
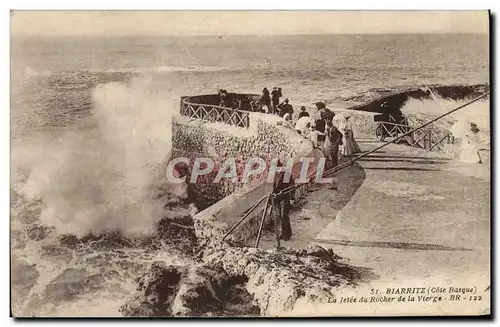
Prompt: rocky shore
<box><xmin>120</xmin><ymin>244</ymin><xmax>376</xmax><ymax>317</ymax></box>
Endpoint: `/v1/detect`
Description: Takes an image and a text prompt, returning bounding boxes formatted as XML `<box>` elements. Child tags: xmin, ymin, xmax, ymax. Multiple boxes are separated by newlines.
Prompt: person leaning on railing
<box><xmin>218</xmin><ymin>89</ymin><xmax>227</xmax><ymax>106</ymax></box>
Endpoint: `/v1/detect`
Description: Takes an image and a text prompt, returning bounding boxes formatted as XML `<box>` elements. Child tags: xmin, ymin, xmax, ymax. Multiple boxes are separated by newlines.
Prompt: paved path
<box><xmin>259</xmin><ymin>138</ymin><xmax>490</xmax><ymax>287</ymax></box>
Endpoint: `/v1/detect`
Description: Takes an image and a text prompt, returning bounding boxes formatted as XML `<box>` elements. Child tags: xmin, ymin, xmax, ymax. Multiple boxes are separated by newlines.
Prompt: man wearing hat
<box><xmin>312</xmin><ymin>102</ymin><xmax>335</xmax><ymax>148</ymax></box>
<box><xmin>278</xmin><ymin>98</ymin><xmax>294</xmax><ymax>118</ymax></box>
<box><xmin>316</xmin><ymin>101</ymin><xmax>335</xmax><ymax>121</ymax></box>
<box><xmin>298</xmin><ymin>106</ymin><xmax>310</xmax><ymax>119</ymax></box>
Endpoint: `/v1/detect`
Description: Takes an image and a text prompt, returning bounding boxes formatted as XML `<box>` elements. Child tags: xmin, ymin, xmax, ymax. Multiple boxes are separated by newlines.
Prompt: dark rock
<box><xmin>120</xmin><ymin>263</ymin><xmax>184</xmax><ymax>317</ymax></box>
<box><xmin>203</xmin><ymin>246</ymin><xmax>377</xmax><ymax>316</ymax></box>
<box><xmin>40</xmin><ymin>244</ymin><xmax>73</xmax><ymax>263</ymax></box>
<box><xmin>172</xmin><ymin>265</ymin><xmax>226</xmax><ymax>316</ymax></box>
<box><xmin>152</xmin><ymin>215</ymin><xmax>197</xmax><ymax>255</ymax></box>
<box><xmin>25</xmin><ymin>224</ymin><xmax>53</xmax><ymax>241</ymax></box>
<box><xmin>120</xmin><ymin>261</ymin><xmax>259</xmax><ymax>317</ymax></box>
<box><xmin>297</xmin><ymin>245</ymin><xmax>342</xmax><ymax>261</ymax></box>
<box><xmin>80</xmin><ymin>231</ymin><xmax>135</xmax><ymax>250</ymax></box>
<box><xmin>42</xmin><ymin>268</ymin><xmax>105</xmax><ymax>304</ymax></box>
<box><xmin>58</xmin><ymin>234</ymin><xmax>79</xmax><ymax>249</ymax></box>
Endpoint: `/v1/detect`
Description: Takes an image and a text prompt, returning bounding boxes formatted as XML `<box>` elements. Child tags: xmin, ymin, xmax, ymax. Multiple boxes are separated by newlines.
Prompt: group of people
<box><xmin>259</xmin><ymin>86</ymin><xmax>282</xmax><ymax>114</ymax></box>
<box><xmin>292</xmin><ymin>102</ymin><xmax>362</xmax><ymax>166</ymax></box>
<box><xmin>218</xmin><ymin>89</ymin><xmax>250</xmax><ymax>109</ymax></box>
<box><xmin>257</xmin><ymin>87</ymin><xmax>294</xmax><ymax>118</ymax></box>
<box><xmin>272</xmin><ymin>101</ymin><xmax>362</xmax><ymax>242</ymax></box>
<box><xmin>217</xmin><ymin>86</ymin><xmax>294</xmax><ymax>118</ymax></box>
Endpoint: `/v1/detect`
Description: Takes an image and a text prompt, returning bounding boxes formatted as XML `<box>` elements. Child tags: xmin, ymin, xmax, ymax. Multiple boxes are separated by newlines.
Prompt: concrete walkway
<box><xmin>259</xmin><ymin>138</ymin><xmax>490</xmax><ymax>286</ymax></box>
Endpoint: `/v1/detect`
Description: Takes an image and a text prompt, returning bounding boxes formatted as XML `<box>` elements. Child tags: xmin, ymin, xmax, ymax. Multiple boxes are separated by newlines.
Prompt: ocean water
<box><xmin>10</xmin><ymin>33</ymin><xmax>489</xmax><ymax>316</ymax></box>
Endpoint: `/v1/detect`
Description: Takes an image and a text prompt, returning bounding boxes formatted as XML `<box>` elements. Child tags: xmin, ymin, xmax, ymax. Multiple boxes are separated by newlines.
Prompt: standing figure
<box><xmin>324</xmin><ymin>120</ymin><xmax>343</xmax><ymax>169</ymax></box>
<box><xmin>454</xmin><ymin>122</ymin><xmax>483</xmax><ymax>164</ymax></box>
<box><xmin>219</xmin><ymin>89</ymin><xmax>227</xmax><ymax>107</ymax></box>
<box><xmin>338</xmin><ymin>113</ymin><xmax>362</xmax><ymax>155</ymax></box>
<box><xmin>271</xmin><ymin>87</ymin><xmax>281</xmax><ymax>114</ymax></box>
<box><xmin>272</xmin><ymin>166</ymin><xmax>295</xmax><ymax>241</ymax></box>
<box><xmin>316</xmin><ymin>101</ymin><xmax>335</xmax><ymax>122</ymax></box>
<box><xmin>261</xmin><ymin>87</ymin><xmax>271</xmax><ymax>112</ymax></box>
<box><xmin>313</xmin><ymin>102</ymin><xmax>331</xmax><ymax>149</ymax></box>
<box><xmin>460</xmin><ymin>133</ymin><xmax>483</xmax><ymax>164</ymax></box>
<box><xmin>298</xmin><ymin>106</ymin><xmax>310</xmax><ymax>119</ymax></box>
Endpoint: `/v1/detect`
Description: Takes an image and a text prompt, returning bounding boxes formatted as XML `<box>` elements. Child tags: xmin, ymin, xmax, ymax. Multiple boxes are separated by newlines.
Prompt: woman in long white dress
<box><xmin>450</xmin><ymin>120</ymin><xmax>483</xmax><ymax>164</ymax></box>
<box><xmin>335</xmin><ymin>112</ymin><xmax>361</xmax><ymax>156</ymax></box>
<box><xmin>460</xmin><ymin>133</ymin><xmax>483</xmax><ymax>164</ymax></box>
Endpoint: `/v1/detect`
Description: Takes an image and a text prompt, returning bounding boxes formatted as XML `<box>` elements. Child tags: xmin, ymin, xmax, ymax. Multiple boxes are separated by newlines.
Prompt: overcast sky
<box><xmin>11</xmin><ymin>11</ymin><xmax>489</xmax><ymax>37</ymax></box>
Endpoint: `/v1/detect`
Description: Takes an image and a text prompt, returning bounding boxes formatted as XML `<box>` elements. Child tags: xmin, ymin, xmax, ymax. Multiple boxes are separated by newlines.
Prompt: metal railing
<box><xmin>375</xmin><ymin>114</ymin><xmax>453</xmax><ymax>152</ymax></box>
<box><xmin>181</xmin><ymin>97</ymin><xmax>250</xmax><ymax>128</ymax></box>
<box><xmin>377</xmin><ymin>121</ymin><xmax>452</xmax><ymax>151</ymax></box>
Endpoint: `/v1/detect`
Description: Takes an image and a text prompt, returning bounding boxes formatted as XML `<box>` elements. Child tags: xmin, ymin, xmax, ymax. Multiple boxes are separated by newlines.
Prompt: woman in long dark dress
<box><xmin>272</xmin><ymin>162</ymin><xmax>295</xmax><ymax>241</ymax></box>
<box><xmin>260</xmin><ymin>87</ymin><xmax>271</xmax><ymax>112</ymax></box>
<box><xmin>324</xmin><ymin>121</ymin><xmax>343</xmax><ymax>169</ymax></box>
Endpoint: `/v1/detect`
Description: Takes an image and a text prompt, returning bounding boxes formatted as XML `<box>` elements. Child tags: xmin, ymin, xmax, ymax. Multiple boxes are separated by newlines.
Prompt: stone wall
<box><xmin>172</xmin><ymin>112</ymin><xmax>315</xmax><ymax>246</ymax></box>
<box><xmin>172</xmin><ymin>113</ymin><xmax>311</xmax><ymax>208</ymax></box>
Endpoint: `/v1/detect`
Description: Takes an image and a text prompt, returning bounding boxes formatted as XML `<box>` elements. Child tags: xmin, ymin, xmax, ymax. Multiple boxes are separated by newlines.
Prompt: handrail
<box><xmin>181</xmin><ymin>93</ymin><xmax>259</xmax><ymax>113</ymax></box>
<box><xmin>378</xmin><ymin>121</ymin><xmax>414</xmax><ymax>128</ymax></box>
<box><xmin>181</xmin><ymin>97</ymin><xmax>251</xmax><ymax>128</ymax></box>
<box><xmin>429</xmin><ymin>133</ymin><xmax>451</xmax><ymax>151</ymax></box>
<box><xmin>254</xmin><ymin>196</ymin><xmax>272</xmax><ymax>248</ymax></box>
<box><xmin>182</xmin><ymin>96</ymin><xmax>238</xmax><ymax>112</ymax></box>
<box><xmin>221</xmin><ymin>195</ymin><xmax>270</xmax><ymax>241</ymax></box>
<box><xmin>276</xmin><ymin>91</ymin><xmax>490</xmax><ymax>197</ymax></box>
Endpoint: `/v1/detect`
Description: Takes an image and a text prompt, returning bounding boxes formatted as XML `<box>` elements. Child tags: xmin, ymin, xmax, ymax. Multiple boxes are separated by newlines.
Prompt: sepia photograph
<box><xmin>9</xmin><ymin>9</ymin><xmax>490</xmax><ymax>317</ymax></box>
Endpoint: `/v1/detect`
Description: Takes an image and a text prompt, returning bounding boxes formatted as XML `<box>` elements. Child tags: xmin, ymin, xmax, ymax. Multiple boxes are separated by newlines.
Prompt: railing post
<box><xmin>222</xmin><ymin>195</ymin><xmax>269</xmax><ymax>242</ymax></box>
<box><xmin>254</xmin><ymin>196</ymin><xmax>271</xmax><ymax>248</ymax></box>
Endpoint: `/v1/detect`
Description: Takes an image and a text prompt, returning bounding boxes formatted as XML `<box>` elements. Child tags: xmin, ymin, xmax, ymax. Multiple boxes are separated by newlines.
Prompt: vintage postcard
<box><xmin>10</xmin><ymin>10</ymin><xmax>490</xmax><ymax>317</ymax></box>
